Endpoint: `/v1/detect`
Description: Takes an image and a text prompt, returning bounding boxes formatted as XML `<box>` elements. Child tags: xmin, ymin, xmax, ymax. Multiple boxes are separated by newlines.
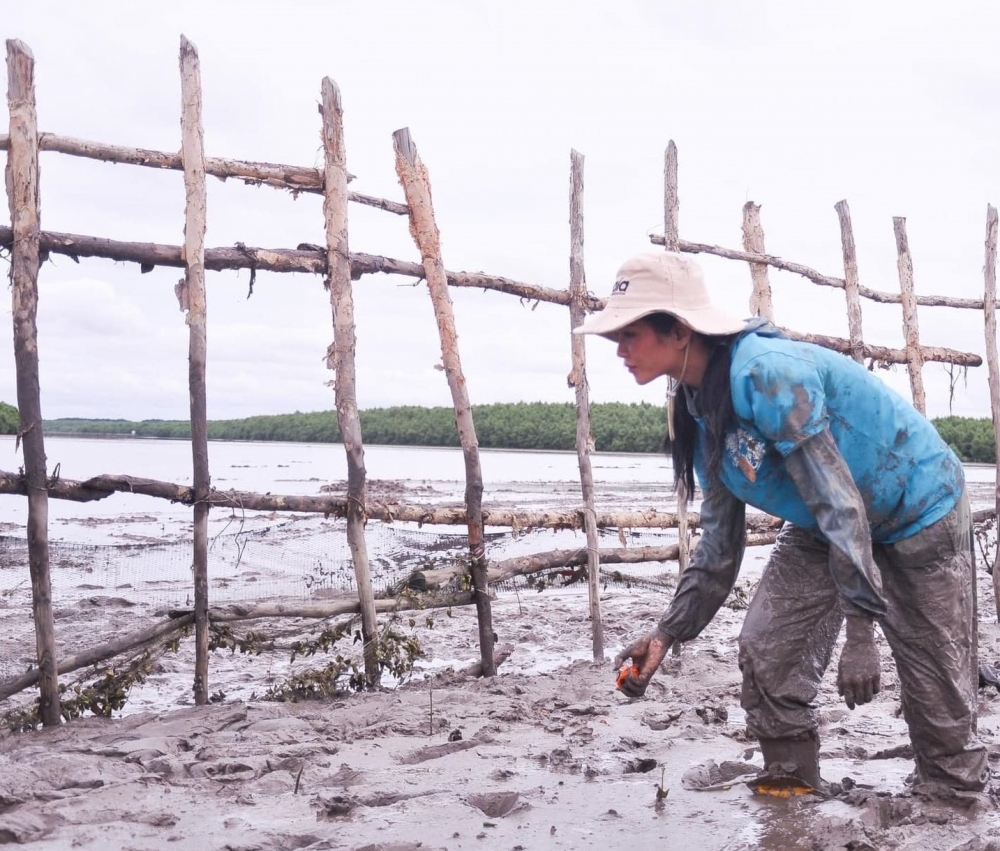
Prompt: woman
<box><xmin>575</xmin><ymin>251</ymin><xmax>987</xmax><ymax>794</ymax></box>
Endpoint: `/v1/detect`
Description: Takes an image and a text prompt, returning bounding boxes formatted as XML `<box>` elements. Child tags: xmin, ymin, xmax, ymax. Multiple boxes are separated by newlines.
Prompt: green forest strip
<box><xmin>16</xmin><ymin>404</ymin><xmax>995</xmax><ymax>463</ymax></box>
<box><xmin>41</xmin><ymin>402</ymin><xmax>668</xmax><ymax>453</ymax></box>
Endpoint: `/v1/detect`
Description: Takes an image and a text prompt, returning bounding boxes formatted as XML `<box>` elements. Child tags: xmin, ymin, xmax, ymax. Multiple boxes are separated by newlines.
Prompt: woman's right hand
<box><xmin>613</xmin><ymin>630</ymin><xmax>674</xmax><ymax>698</ymax></box>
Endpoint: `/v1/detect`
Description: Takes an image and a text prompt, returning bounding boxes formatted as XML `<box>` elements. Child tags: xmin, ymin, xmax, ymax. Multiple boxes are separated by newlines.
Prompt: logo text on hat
<box><xmin>612</xmin><ymin>278</ymin><xmax>630</xmax><ymax>295</ymax></box>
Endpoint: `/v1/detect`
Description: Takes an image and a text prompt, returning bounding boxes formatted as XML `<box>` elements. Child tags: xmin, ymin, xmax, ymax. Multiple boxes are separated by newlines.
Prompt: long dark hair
<box><xmin>644</xmin><ymin>313</ymin><xmax>739</xmax><ymax>501</ymax></box>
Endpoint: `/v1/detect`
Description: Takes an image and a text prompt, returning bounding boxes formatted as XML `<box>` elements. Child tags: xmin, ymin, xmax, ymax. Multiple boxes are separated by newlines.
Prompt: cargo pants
<box><xmin>737</xmin><ymin>492</ymin><xmax>989</xmax><ymax>791</ymax></box>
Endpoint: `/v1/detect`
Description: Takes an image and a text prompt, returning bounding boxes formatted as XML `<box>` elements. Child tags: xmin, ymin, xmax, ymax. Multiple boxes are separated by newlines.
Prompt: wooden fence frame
<box><xmin>1</xmin><ymin>37</ymin><xmax>998</xmax><ymax>722</ymax></box>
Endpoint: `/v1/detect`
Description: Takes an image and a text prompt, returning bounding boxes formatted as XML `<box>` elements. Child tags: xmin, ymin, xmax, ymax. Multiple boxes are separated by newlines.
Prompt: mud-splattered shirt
<box><xmin>695</xmin><ymin>330</ymin><xmax>963</xmax><ymax>543</ymax></box>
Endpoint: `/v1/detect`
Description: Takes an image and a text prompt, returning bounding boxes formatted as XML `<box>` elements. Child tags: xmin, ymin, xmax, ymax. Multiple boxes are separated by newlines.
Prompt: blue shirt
<box><xmin>693</xmin><ymin>330</ymin><xmax>963</xmax><ymax>543</ymax></box>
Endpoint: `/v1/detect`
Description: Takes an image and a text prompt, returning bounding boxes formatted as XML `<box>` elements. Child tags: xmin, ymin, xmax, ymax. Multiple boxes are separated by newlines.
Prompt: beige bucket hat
<box><xmin>574</xmin><ymin>251</ymin><xmax>747</xmax><ymax>337</ymax></box>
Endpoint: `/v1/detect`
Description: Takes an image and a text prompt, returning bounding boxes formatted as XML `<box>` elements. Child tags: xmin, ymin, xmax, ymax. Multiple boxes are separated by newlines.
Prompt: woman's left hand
<box><xmin>837</xmin><ymin>616</ymin><xmax>881</xmax><ymax>709</ymax></box>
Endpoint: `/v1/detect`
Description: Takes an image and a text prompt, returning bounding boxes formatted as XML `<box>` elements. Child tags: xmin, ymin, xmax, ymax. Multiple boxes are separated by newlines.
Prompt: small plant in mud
<box><xmin>1</xmin><ymin>650</ymin><xmax>156</xmax><ymax>732</ymax></box>
<box><xmin>655</xmin><ymin>766</ymin><xmax>669</xmax><ymax>804</ymax></box>
<box><xmin>288</xmin><ymin>618</ymin><xmax>356</xmax><ymax>663</ymax></box>
<box><xmin>263</xmin><ymin>615</ymin><xmax>425</xmax><ymax>702</ymax></box>
<box><xmin>262</xmin><ymin>659</ymin><xmax>361</xmax><ymax>702</ymax></box>
<box><xmin>374</xmin><ymin>623</ymin><xmax>424</xmax><ymax>683</ymax></box>
<box><xmin>58</xmin><ymin>653</ymin><xmax>156</xmax><ymax>720</ymax></box>
<box><xmin>725</xmin><ymin>578</ymin><xmax>757</xmax><ymax>611</ymax></box>
<box><xmin>209</xmin><ymin>623</ymin><xmax>271</xmax><ymax>656</ymax></box>
<box><xmin>974</xmin><ymin>516</ymin><xmax>997</xmax><ymax>572</ymax></box>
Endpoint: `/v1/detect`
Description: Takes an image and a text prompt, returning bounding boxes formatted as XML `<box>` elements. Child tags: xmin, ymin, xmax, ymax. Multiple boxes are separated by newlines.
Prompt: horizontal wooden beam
<box><xmin>650</xmin><ymin>233</ymin><xmax>989</xmax><ymax>310</ymax></box>
<box><xmin>0</xmin><ymin>468</ymin><xmax>783</xmax><ymax>531</ymax></box>
<box><xmin>0</xmin><ymin>131</ymin><xmax>409</xmax><ymax>215</ymax></box>
<box><xmin>782</xmin><ymin>328</ymin><xmax>980</xmax><ymax>367</ymax></box>
<box><xmin>0</xmin><ymin>226</ymin><xmax>591</xmax><ymax>308</ymax></box>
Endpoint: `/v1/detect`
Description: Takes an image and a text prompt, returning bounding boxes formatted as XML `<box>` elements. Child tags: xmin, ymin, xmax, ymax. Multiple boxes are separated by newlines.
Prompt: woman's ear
<box><xmin>673</xmin><ymin>323</ymin><xmax>694</xmax><ymax>345</ymax></box>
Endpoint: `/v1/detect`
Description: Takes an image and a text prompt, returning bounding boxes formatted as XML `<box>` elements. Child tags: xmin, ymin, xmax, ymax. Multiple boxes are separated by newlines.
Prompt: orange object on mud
<box><xmin>616</xmin><ymin>664</ymin><xmax>640</xmax><ymax>690</ymax></box>
<box><xmin>745</xmin><ymin>776</ymin><xmax>818</xmax><ymax>798</ymax></box>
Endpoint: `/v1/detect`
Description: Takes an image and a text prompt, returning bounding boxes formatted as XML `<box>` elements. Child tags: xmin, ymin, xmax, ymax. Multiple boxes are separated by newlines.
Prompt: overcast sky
<box><xmin>1</xmin><ymin>1</ymin><xmax>998</xmax><ymax>422</ymax></box>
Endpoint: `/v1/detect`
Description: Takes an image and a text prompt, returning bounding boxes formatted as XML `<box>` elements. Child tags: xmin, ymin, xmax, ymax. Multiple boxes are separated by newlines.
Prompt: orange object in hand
<box><xmin>616</xmin><ymin>664</ymin><xmax>640</xmax><ymax>690</ymax></box>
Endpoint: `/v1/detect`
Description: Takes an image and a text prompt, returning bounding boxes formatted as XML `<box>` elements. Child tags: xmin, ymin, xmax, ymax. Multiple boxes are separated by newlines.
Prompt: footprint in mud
<box><xmin>467</xmin><ymin>791</ymin><xmax>521</xmax><ymax>818</ymax></box>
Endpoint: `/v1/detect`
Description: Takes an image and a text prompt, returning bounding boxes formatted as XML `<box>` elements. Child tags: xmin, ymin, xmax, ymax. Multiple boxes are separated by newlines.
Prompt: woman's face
<box><xmin>612</xmin><ymin>318</ymin><xmax>687</xmax><ymax>385</ymax></box>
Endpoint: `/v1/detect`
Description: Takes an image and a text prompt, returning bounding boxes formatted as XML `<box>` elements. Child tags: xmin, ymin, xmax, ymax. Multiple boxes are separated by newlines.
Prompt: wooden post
<box><xmin>392</xmin><ymin>127</ymin><xmax>495</xmax><ymax>677</ymax></box>
<box><xmin>982</xmin><ymin>205</ymin><xmax>1000</xmax><ymax>619</ymax></box>
<box><xmin>321</xmin><ymin>78</ymin><xmax>380</xmax><ymax>687</ymax></box>
<box><xmin>6</xmin><ymin>39</ymin><xmax>60</xmax><ymax>727</ymax></box>
<box><xmin>663</xmin><ymin>141</ymin><xmax>690</xmax><ymax>576</ymax></box>
<box><xmin>663</xmin><ymin>141</ymin><xmax>679</xmax><ymax>253</ymax></box>
<box><xmin>568</xmin><ymin>150</ymin><xmax>604</xmax><ymax>661</ymax></box>
<box><xmin>742</xmin><ymin>202</ymin><xmax>774</xmax><ymax>321</ymax></box>
<box><xmin>179</xmin><ymin>36</ymin><xmax>211</xmax><ymax>705</ymax></box>
<box><xmin>835</xmin><ymin>200</ymin><xmax>865</xmax><ymax>364</ymax></box>
<box><xmin>892</xmin><ymin>217</ymin><xmax>926</xmax><ymax>413</ymax></box>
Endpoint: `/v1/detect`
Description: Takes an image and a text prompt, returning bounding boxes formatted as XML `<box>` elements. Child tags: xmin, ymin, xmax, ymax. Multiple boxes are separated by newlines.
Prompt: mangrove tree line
<box><xmin>35</xmin><ymin>403</ymin><xmax>999</xmax><ymax>462</ymax></box>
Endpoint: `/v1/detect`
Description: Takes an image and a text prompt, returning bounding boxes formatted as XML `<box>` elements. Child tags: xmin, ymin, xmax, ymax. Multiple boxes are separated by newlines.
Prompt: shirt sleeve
<box><xmin>734</xmin><ymin>350</ymin><xmax>828</xmax><ymax>457</ymax></box>
<box><xmin>658</xmin><ymin>481</ymin><xmax>747</xmax><ymax>642</ymax></box>
<box><xmin>785</xmin><ymin>428</ymin><xmax>888</xmax><ymax>619</ymax></box>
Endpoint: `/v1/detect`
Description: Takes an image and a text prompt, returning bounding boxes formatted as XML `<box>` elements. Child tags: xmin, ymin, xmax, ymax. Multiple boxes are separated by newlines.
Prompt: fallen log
<box><xmin>407</xmin><ymin>531</ymin><xmax>780</xmax><ymax>592</ymax></box>
<box><xmin>0</xmin><ymin>468</ymin><xmax>788</xmax><ymax>531</ymax></box>
<box><xmin>191</xmin><ymin>591</ymin><xmax>476</xmax><ymax>623</ymax></box>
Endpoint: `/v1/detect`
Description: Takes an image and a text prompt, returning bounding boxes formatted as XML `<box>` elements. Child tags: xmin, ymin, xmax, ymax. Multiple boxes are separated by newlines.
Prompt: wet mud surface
<box><xmin>2</xmin><ymin>578</ymin><xmax>1000</xmax><ymax>849</ymax></box>
<box><xmin>1</xmin><ymin>472</ymin><xmax>1000</xmax><ymax>848</ymax></box>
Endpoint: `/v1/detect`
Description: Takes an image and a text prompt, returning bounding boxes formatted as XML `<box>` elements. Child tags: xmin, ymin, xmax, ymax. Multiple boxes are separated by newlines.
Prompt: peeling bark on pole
<box><xmin>179</xmin><ymin>36</ymin><xmax>211</xmax><ymax>706</ymax></box>
<box><xmin>393</xmin><ymin>127</ymin><xmax>495</xmax><ymax>677</ymax></box>
<box><xmin>892</xmin><ymin>217</ymin><xmax>926</xmax><ymax>413</ymax></box>
<box><xmin>742</xmin><ymin>202</ymin><xmax>774</xmax><ymax>321</ymax></box>
<box><xmin>663</xmin><ymin>141</ymin><xmax>679</xmax><ymax>252</ymax></box>
<box><xmin>321</xmin><ymin>77</ymin><xmax>379</xmax><ymax>688</ymax></box>
<box><xmin>982</xmin><ymin>205</ymin><xmax>1000</xmax><ymax>619</ymax></box>
<box><xmin>662</xmin><ymin>141</ymin><xmax>690</xmax><ymax>575</ymax></box>
<box><xmin>5</xmin><ymin>39</ymin><xmax>59</xmax><ymax>727</ymax></box>
<box><xmin>835</xmin><ymin>200</ymin><xmax>865</xmax><ymax>364</ymax></box>
<box><xmin>568</xmin><ymin>150</ymin><xmax>604</xmax><ymax>661</ymax></box>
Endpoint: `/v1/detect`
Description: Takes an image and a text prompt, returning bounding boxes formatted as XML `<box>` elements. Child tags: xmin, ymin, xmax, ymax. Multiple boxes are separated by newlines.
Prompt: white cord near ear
<box><xmin>664</xmin><ymin>344</ymin><xmax>691</xmax><ymax>443</ymax></box>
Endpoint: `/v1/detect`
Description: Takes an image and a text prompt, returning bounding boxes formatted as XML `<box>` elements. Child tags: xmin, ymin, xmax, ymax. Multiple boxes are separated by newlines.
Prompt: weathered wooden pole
<box><xmin>742</xmin><ymin>202</ymin><xmax>774</xmax><ymax>321</ymax></box>
<box><xmin>663</xmin><ymin>141</ymin><xmax>679</xmax><ymax>252</ymax></box>
<box><xmin>321</xmin><ymin>77</ymin><xmax>379</xmax><ymax>687</ymax></box>
<box><xmin>892</xmin><ymin>217</ymin><xmax>926</xmax><ymax>413</ymax></box>
<box><xmin>982</xmin><ymin>205</ymin><xmax>1000</xmax><ymax>619</ymax></box>
<box><xmin>835</xmin><ymin>200</ymin><xmax>865</xmax><ymax>364</ymax></box>
<box><xmin>6</xmin><ymin>39</ymin><xmax>60</xmax><ymax>726</ymax></box>
<box><xmin>392</xmin><ymin>127</ymin><xmax>495</xmax><ymax>676</ymax></box>
<box><xmin>567</xmin><ymin>150</ymin><xmax>604</xmax><ymax>661</ymax></box>
<box><xmin>178</xmin><ymin>36</ymin><xmax>211</xmax><ymax>705</ymax></box>
<box><xmin>663</xmin><ymin>140</ymin><xmax>690</xmax><ymax>576</ymax></box>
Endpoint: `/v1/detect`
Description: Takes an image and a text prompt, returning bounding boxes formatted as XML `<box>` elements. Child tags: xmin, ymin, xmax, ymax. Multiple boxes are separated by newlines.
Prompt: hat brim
<box><xmin>573</xmin><ymin>305</ymin><xmax>748</xmax><ymax>337</ymax></box>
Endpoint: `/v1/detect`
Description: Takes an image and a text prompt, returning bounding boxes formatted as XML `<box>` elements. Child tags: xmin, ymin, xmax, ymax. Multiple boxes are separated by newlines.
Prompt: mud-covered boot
<box><xmin>747</xmin><ymin>732</ymin><xmax>829</xmax><ymax>797</ymax></box>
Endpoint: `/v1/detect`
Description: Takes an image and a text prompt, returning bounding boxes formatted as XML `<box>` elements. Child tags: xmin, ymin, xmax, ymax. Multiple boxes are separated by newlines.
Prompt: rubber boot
<box><xmin>748</xmin><ymin>732</ymin><xmax>828</xmax><ymax>797</ymax></box>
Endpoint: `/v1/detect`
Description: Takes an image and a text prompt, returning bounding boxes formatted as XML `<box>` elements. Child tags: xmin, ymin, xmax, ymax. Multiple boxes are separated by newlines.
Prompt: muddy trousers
<box><xmin>738</xmin><ymin>493</ymin><xmax>988</xmax><ymax>791</ymax></box>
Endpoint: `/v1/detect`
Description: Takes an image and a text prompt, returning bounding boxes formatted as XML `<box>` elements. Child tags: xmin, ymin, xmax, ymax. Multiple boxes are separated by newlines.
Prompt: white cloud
<box><xmin>0</xmin><ymin>0</ymin><xmax>996</xmax><ymax>424</ymax></box>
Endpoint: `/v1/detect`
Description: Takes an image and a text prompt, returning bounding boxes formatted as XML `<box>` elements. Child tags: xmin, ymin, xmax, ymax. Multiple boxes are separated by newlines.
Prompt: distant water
<box><xmin>0</xmin><ymin>436</ymin><xmax>994</xmax><ymax>544</ymax></box>
<box><xmin>0</xmin><ymin>436</ymin><xmax>678</xmax><ymax>544</ymax></box>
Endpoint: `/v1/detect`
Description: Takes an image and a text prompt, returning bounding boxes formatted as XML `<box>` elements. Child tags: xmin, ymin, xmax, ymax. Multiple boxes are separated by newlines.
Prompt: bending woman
<box><xmin>576</xmin><ymin>251</ymin><xmax>987</xmax><ymax>793</ymax></box>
